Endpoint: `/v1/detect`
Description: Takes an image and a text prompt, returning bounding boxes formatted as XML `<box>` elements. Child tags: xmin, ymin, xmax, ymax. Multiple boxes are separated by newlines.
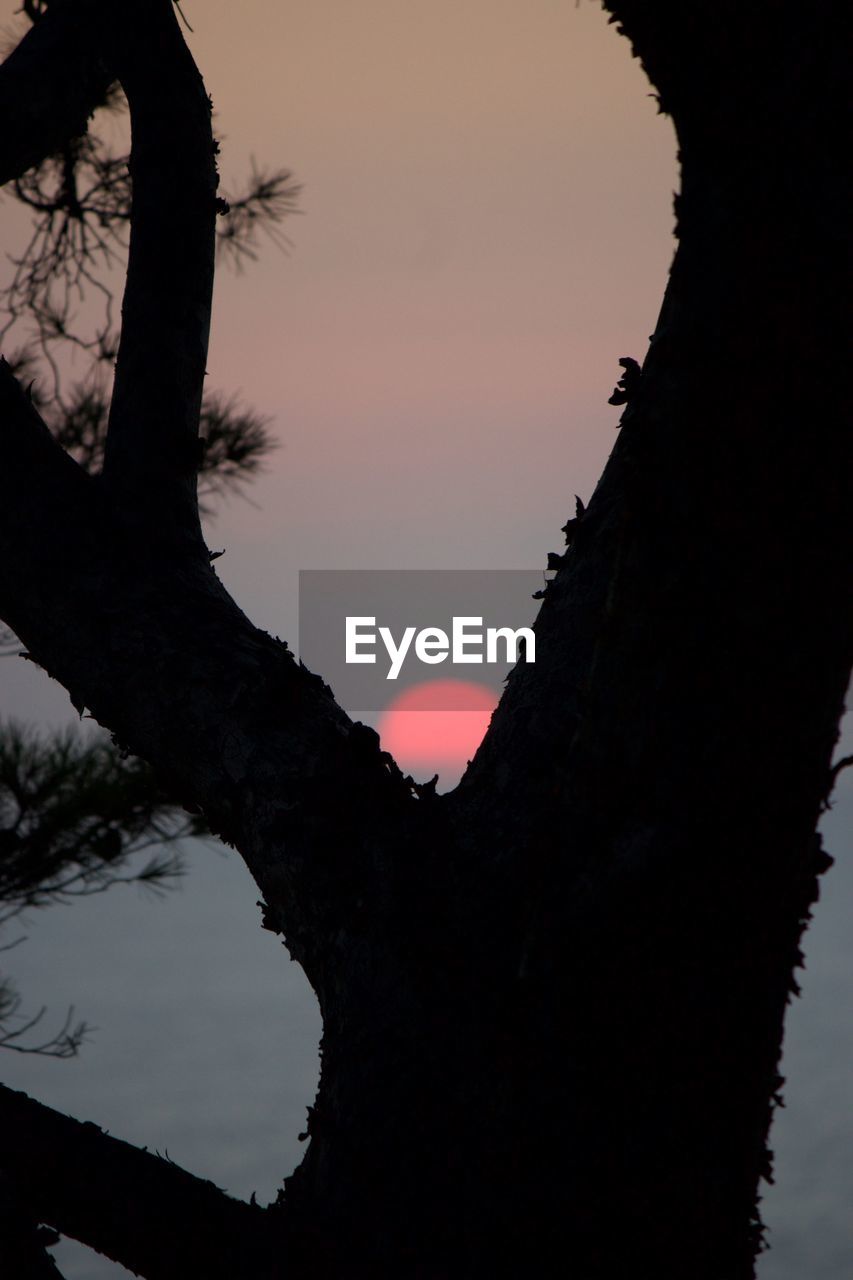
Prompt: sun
<box><xmin>377</xmin><ymin>678</ymin><xmax>498</xmax><ymax>787</ymax></box>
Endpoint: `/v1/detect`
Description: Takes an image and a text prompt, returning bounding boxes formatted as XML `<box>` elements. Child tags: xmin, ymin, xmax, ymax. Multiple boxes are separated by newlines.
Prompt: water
<box><xmin>2</xmin><ymin>760</ymin><xmax>851</xmax><ymax>1278</ymax></box>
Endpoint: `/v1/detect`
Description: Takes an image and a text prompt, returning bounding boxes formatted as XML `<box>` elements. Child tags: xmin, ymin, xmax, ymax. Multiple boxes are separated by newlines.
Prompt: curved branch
<box><xmin>0</xmin><ymin>2</ymin><xmax>219</xmax><ymax>550</ymax></box>
<box><xmin>0</xmin><ymin>0</ymin><xmax>114</xmax><ymax>188</ymax></box>
<box><xmin>0</xmin><ymin>361</ymin><xmax>415</xmax><ymax>993</ymax></box>
<box><xmin>102</xmin><ymin>0</ymin><xmax>219</xmax><ymax>550</ymax></box>
<box><xmin>0</xmin><ymin>1084</ymin><xmax>281</xmax><ymax>1279</ymax></box>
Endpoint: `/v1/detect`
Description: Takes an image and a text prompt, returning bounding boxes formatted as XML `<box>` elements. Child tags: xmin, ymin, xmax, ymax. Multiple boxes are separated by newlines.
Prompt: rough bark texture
<box><xmin>0</xmin><ymin>1</ymin><xmax>850</xmax><ymax>1277</ymax></box>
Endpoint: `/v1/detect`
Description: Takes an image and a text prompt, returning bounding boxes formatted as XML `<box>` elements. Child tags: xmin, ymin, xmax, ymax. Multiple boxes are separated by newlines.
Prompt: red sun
<box><xmin>377</xmin><ymin>678</ymin><xmax>498</xmax><ymax>784</ymax></box>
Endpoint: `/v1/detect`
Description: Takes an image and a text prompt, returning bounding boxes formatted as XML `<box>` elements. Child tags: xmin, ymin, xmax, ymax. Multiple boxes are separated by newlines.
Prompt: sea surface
<box><xmin>2</xmin><ymin>767</ymin><xmax>851</xmax><ymax>1278</ymax></box>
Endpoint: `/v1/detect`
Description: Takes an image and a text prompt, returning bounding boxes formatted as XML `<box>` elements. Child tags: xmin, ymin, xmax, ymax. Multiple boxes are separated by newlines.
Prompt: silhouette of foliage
<box><xmin>0</xmin><ymin>347</ymin><xmax>275</xmax><ymax>512</ymax></box>
<box><xmin>0</xmin><ymin>980</ymin><xmax>87</xmax><ymax>1060</ymax></box>
<box><xmin>0</xmin><ymin>134</ymin><xmax>299</xmax><ymax>402</ymax></box>
<box><xmin>0</xmin><ymin>719</ymin><xmax>209</xmax><ymax>1057</ymax></box>
<box><xmin>216</xmin><ymin>160</ymin><xmax>301</xmax><ymax>270</ymax></box>
<box><xmin>2</xmin><ymin>128</ymin><xmax>129</xmax><ymax>395</ymax></box>
<box><xmin>0</xmin><ymin>719</ymin><xmax>204</xmax><ymax>913</ymax></box>
<box><xmin>0</xmin><ymin>81</ymin><xmax>299</xmax><ymax>401</ymax></box>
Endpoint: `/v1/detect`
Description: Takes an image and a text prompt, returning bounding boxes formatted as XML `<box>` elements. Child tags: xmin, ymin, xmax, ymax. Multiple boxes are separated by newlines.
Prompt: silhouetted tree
<box><xmin>0</xmin><ymin>0</ymin><xmax>294</xmax><ymax>1072</ymax></box>
<box><xmin>0</xmin><ymin>2</ymin><xmax>850</xmax><ymax>1277</ymax></box>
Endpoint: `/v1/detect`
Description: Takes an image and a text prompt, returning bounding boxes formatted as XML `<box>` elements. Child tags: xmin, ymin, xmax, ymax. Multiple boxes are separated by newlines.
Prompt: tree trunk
<box><xmin>0</xmin><ymin>2</ymin><xmax>850</xmax><ymax>1277</ymax></box>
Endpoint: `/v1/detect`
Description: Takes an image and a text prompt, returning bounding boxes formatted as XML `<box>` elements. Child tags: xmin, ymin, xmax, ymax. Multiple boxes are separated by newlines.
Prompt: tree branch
<box><xmin>0</xmin><ymin>358</ymin><xmax>112</xmax><ymax>667</ymax></box>
<box><xmin>0</xmin><ymin>1172</ymin><xmax>67</xmax><ymax>1280</ymax></box>
<box><xmin>0</xmin><ymin>1084</ymin><xmax>281</xmax><ymax>1279</ymax></box>
<box><xmin>0</xmin><ymin>2</ymin><xmax>394</xmax><ymax>987</ymax></box>
<box><xmin>102</xmin><ymin>0</ymin><xmax>219</xmax><ymax>551</ymax></box>
<box><xmin>0</xmin><ymin>2</ymin><xmax>218</xmax><ymax>549</ymax></box>
<box><xmin>0</xmin><ymin>360</ymin><xmax>414</xmax><ymax>992</ymax></box>
<box><xmin>0</xmin><ymin>0</ymin><xmax>113</xmax><ymax>188</ymax></box>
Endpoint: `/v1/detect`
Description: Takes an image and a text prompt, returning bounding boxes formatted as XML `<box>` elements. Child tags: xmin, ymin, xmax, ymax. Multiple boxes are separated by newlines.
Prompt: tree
<box><xmin>0</xmin><ymin>0</ymin><xmax>294</xmax><ymax>1063</ymax></box>
<box><xmin>0</xmin><ymin>1</ymin><xmax>850</xmax><ymax>1277</ymax></box>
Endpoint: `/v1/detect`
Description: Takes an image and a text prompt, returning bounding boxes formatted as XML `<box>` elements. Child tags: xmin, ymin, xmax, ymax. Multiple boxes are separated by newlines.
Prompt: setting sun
<box><xmin>377</xmin><ymin>678</ymin><xmax>498</xmax><ymax>782</ymax></box>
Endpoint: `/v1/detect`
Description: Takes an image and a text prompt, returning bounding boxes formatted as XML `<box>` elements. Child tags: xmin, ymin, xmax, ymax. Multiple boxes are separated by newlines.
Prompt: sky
<box><xmin>0</xmin><ymin>2</ymin><xmax>851</xmax><ymax>1277</ymax></box>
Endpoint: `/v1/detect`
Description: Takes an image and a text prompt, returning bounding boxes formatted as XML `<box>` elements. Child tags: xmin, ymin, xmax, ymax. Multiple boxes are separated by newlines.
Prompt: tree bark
<box><xmin>103</xmin><ymin>0</ymin><xmax>219</xmax><ymax>552</ymax></box>
<box><xmin>0</xmin><ymin>2</ymin><xmax>850</xmax><ymax>1277</ymax></box>
<box><xmin>0</xmin><ymin>0</ymin><xmax>113</xmax><ymax>187</ymax></box>
<box><xmin>0</xmin><ymin>1084</ymin><xmax>281</xmax><ymax>1278</ymax></box>
<box><xmin>0</xmin><ymin>1172</ymin><xmax>67</xmax><ymax>1280</ymax></box>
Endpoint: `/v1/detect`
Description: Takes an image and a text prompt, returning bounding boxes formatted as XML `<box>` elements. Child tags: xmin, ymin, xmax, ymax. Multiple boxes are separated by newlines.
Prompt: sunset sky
<box><xmin>0</xmin><ymin>4</ymin><xmax>850</xmax><ymax>1278</ymax></box>
<box><xmin>185</xmin><ymin>0</ymin><xmax>678</xmax><ymax>616</ymax></box>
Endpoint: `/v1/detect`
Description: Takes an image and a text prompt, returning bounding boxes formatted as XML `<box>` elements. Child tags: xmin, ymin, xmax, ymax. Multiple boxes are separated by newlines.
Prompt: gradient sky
<box><xmin>0</xmin><ymin>4</ymin><xmax>851</xmax><ymax>1278</ymax></box>
<box><xmin>190</xmin><ymin>0</ymin><xmax>678</xmax><ymax>617</ymax></box>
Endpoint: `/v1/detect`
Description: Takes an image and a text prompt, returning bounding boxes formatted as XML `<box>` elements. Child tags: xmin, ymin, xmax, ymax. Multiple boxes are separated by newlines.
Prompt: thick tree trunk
<box><xmin>0</xmin><ymin>2</ymin><xmax>850</xmax><ymax>1277</ymax></box>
